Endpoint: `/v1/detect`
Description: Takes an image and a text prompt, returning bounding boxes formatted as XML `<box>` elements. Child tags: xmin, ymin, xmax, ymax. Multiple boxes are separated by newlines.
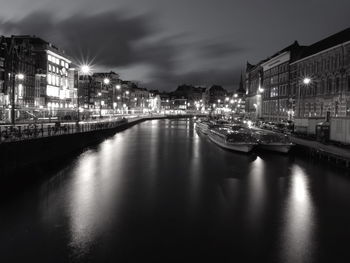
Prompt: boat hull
<box><xmin>196</xmin><ymin>122</ymin><xmax>209</xmax><ymax>135</ymax></box>
<box><xmin>259</xmin><ymin>143</ymin><xmax>294</xmax><ymax>153</ymax></box>
<box><xmin>208</xmin><ymin>133</ymin><xmax>256</xmax><ymax>153</ymax></box>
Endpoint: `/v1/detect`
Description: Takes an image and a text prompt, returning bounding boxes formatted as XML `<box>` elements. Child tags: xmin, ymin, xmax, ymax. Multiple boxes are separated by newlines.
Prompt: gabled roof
<box><xmin>298</xmin><ymin>27</ymin><xmax>350</xmax><ymax>60</ymax></box>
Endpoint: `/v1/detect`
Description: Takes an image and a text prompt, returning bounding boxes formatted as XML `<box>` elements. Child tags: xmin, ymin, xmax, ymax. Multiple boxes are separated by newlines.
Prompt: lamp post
<box><xmin>77</xmin><ymin>65</ymin><xmax>91</xmax><ymax>122</ymax></box>
<box><xmin>10</xmin><ymin>73</ymin><xmax>25</xmax><ymax>125</ymax></box>
<box><xmin>298</xmin><ymin>77</ymin><xmax>312</xmax><ymax>118</ymax></box>
<box><xmin>114</xmin><ymin>84</ymin><xmax>121</xmax><ymax>116</ymax></box>
<box><xmin>96</xmin><ymin>92</ymin><xmax>102</xmax><ymax>118</ymax></box>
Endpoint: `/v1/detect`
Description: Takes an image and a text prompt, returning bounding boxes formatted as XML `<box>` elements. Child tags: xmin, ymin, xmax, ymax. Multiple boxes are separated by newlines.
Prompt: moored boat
<box><xmin>195</xmin><ymin>119</ymin><xmax>212</xmax><ymax>135</ymax></box>
<box><xmin>208</xmin><ymin>126</ymin><xmax>258</xmax><ymax>153</ymax></box>
<box><xmin>254</xmin><ymin>131</ymin><xmax>294</xmax><ymax>153</ymax></box>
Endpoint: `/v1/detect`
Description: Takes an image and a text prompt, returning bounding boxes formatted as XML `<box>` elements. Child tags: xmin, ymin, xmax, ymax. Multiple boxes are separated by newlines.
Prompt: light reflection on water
<box><xmin>67</xmin><ymin>134</ymin><xmax>129</xmax><ymax>257</ymax></box>
<box><xmin>280</xmin><ymin>165</ymin><xmax>315</xmax><ymax>263</ymax></box>
<box><xmin>2</xmin><ymin>119</ymin><xmax>350</xmax><ymax>263</ymax></box>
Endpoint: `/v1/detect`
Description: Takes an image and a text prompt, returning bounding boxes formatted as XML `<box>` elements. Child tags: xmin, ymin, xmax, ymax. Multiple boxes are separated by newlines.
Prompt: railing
<box><xmin>0</xmin><ymin>112</ymin><xmax>207</xmax><ymax>144</ymax></box>
<box><xmin>0</xmin><ymin>118</ymin><xmax>129</xmax><ymax>144</ymax></box>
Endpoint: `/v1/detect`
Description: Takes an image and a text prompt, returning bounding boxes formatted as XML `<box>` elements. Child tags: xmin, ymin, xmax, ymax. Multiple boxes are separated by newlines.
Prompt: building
<box><xmin>245</xmin><ymin>62</ymin><xmax>263</xmax><ymax>120</ymax></box>
<box><xmin>23</xmin><ymin>36</ymin><xmax>74</xmax><ymax>111</ymax></box>
<box><xmin>260</xmin><ymin>41</ymin><xmax>304</xmax><ymax>122</ymax></box>
<box><xmin>171</xmin><ymin>84</ymin><xmax>205</xmax><ymax>109</ymax></box>
<box><xmin>0</xmin><ymin>36</ymin><xmax>36</xmax><ymax>122</ymax></box>
<box><xmin>203</xmin><ymin>85</ymin><xmax>227</xmax><ymax>108</ymax></box>
<box><xmin>0</xmin><ymin>36</ymin><xmax>6</xmax><ymax>119</ymax></box>
<box><xmin>129</xmin><ymin>85</ymin><xmax>149</xmax><ymax>112</ymax></box>
<box><xmin>92</xmin><ymin>72</ymin><xmax>120</xmax><ymax>115</ymax></box>
<box><xmin>232</xmin><ymin>73</ymin><xmax>246</xmax><ymax>115</ymax></box>
<box><xmin>292</xmin><ymin>28</ymin><xmax>350</xmax><ymax>140</ymax></box>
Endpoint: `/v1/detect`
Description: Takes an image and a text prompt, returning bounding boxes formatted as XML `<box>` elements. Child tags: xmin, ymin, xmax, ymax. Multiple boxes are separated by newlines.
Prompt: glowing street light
<box><xmin>116</xmin><ymin>84</ymin><xmax>121</xmax><ymax>90</ymax></box>
<box><xmin>103</xmin><ymin>78</ymin><xmax>110</xmax><ymax>85</ymax></box>
<box><xmin>17</xmin><ymin>73</ymin><xmax>25</xmax><ymax>80</ymax></box>
<box><xmin>80</xmin><ymin>65</ymin><xmax>91</xmax><ymax>75</ymax></box>
<box><xmin>303</xmin><ymin>77</ymin><xmax>311</xmax><ymax>85</ymax></box>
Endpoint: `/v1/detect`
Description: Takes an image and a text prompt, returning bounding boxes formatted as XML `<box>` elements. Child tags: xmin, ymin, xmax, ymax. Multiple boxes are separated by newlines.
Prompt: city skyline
<box><xmin>0</xmin><ymin>0</ymin><xmax>349</xmax><ymax>91</ymax></box>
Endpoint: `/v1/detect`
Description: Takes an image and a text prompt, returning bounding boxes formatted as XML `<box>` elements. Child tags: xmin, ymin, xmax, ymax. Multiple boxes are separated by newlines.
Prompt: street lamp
<box><xmin>303</xmin><ymin>77</ymin><xmax>311</xmax><ymax>85</ymax></box>
<box><xmin>11</xmin><ymin>73</ymin><xmax>25</xmax><ymax>124</ymax></box>
<box><xmin>298</xmin><ymin>77</ymin><xmax>312</xmax><ymax>118</ymax></box>
<box><xmin>77</xmin><ymin>65</ymin><xmax>91</xmax><ymax>122</ymax></box>
<box><xmin>97</xmin><ymin>92</ymin><xmax>102</xmax><ymax>118</ymax></box>
<box><xmin>103</xmin><ymin>78</ymin><xmax>110</xmax><ymax>85</ymax></box>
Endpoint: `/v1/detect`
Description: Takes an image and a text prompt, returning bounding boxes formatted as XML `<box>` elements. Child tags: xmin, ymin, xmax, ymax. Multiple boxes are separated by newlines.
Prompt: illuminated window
<box><xmin>65</xmin><ymin>62</ymin><xmax>69</xmax><ymax>68</ymax></box>
<box><xmin>18</xmin><ymin>84</ymin><xmax>23</xmax><ymax>98</ymax></box>
<box><xmin>48</xmin><ymin>55</ymin><xmax>52</xmax><ymax>62</ymax></box>
<box><xmin>48</xmin><ymin>64</ymin><xmax>52</xmax><ymax>71</ymax></box>
<box><xmin>47</xmin><ymin>74</ymin><xmax>52</xmax><ymax>85</ymax></box>
<box><xmin>270</xmin><ymin>87</ymin><xmax>278</xmax><ymax>97</ymax></box>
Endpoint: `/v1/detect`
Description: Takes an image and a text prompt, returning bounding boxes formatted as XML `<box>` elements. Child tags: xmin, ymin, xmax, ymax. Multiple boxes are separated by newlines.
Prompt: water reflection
<box><xmin>3</xmin><ymin>119</ymin><xmax>350</xmax><ymax>263</ymax></box>
<box><xmin>246</xmin><ymin>157</ymin><xmax>266</xmax><ymax>223</ymax></box>
<box><xmin>67</xmin><ymin>134</ymin><xmax>127</xmax><ymax>257</ymax></box>
<box><xmin>280</xmin><ymin>165</ymin><xmax>315</xmax><ymax>263</ymax></box>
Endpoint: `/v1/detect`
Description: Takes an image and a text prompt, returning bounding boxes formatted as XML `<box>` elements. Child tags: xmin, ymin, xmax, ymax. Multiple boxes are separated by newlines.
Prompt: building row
<box><xmin>245</xmin><ymin>27</ymin><xmax>350</xmax><ymax>142</ymax></box>
<box><xmin>0</xmin><ymin>34</ymin><xmax>245</xmax><ymax>123</ymax></box>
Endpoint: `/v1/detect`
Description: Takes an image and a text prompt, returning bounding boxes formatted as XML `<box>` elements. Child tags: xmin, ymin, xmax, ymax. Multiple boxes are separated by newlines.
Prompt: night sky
<box><xmin>0</xmin><ymin>0</ymin><xmax>349</xmax><ymax>91</ymax></box>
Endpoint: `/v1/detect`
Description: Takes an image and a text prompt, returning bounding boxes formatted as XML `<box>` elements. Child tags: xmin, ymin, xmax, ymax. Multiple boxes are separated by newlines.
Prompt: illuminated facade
<box><xmin>0</xmin><ymin>36</ymin><xmax>36</xmax><ymax>122</ymax></box>
<box><xmin>260</xmin><ymin>42</ymin><xmax>303</xmax><ymax>122</ymax></box>
<box><xmin>293</xmin><ymin>28</ymin><xmax>350</xmax><ymax>119</ymax></box>
<box><xmin>245</xmin><ymin>62</ymin><xmax>263</xmax><ymax>120</ymax></box>
<box><xmin>292</xmin><ymin>28</ymin><xmax>350</xmax><ymax>136</ymax></box>
<box><xmin>8</xmin><ymin>36</ymin><xmax>75</xmax><ymax>112</ymax></box>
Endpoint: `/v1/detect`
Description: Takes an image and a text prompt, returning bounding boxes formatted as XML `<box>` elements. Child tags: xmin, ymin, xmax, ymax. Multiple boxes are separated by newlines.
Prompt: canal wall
<box><xmin>0</xmin><ymin>115</ymin><xmax>194</xmax><ymax>179</ymax></box>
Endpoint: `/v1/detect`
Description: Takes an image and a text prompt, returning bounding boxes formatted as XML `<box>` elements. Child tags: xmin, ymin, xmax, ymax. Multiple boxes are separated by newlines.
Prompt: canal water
<box><xmin>1</xmin><ymin>118</ymin><xmax>350</xmax><ymax>263</ymax></box>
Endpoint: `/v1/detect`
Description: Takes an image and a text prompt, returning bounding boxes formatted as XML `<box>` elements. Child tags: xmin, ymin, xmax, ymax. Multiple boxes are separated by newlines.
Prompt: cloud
<box><xmin>0</xmin><ymin>10</ymin><xmax>243</xmax><ymax>91</ymax></box>
<box><xmin>0</xmin><ymin>11</ymin><xmax>156</xmax><ymax>67</ymax></box>
<box><xmin>198</xmin><ymin>42</ymin><xmax>244</xmax><ymax>58</ymax></box>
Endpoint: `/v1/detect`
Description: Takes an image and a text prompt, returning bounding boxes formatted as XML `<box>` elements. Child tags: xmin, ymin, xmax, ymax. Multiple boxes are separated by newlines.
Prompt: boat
<box><xmin>195</xmin><ymin>119</ymin><xmax>212</xmax><ymax>135</ymax></box>
<box><xmin>208</xmin><ymin>126</ymin><xmax>258</xmax><ymax>153</ymax></box>
<box><xmin>254</xmin><ymin>131</ymin><xmax>294</xmax><ymax>153</ymax></box>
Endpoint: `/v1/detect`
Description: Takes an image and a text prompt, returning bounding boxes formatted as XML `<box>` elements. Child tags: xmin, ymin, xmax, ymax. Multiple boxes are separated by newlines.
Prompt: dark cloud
<box><xmin>0</xmin><ymin>11</ymin><xmax>156</xmax><ymax>67</ymax></box>
<box><xmin>146</xmin><ymin>66</ymin><xmax>242</xmax><ymax>91</ymax></box>
<box><xmin>198</xmin><ymin>42</ymin><xmax>244</xmax><ymax>58</ymax></box>
<box><xmin>0</xmin><ymin>10</ymin><xmax>244</xmax><ymax>91</ymax></box>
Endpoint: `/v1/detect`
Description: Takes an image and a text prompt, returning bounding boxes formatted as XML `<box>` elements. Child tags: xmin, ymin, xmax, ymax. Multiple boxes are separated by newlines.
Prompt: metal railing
<box><xmin>0</xmin><ymin>118</ymin><xmax>129</xmax><ymax>144</ymax></box>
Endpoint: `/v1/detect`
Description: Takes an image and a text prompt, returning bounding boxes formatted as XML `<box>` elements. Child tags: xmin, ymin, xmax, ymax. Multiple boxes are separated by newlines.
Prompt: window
<box><xmin>47</xmin><ymin>74</ymin><xmax>52</xmax><ymax>85</ymax></box>
<box><xmin>48</xmin><ymin>64</ymin><xmax>52</xmax><ymax>72</ymax></box>
<box><xmin>335</xmin><ymin>78</ymin><xmax>340</xmax><ymax>93</ymax></box>
<box><xmin>270</xmin><ymin>87</ymin><xmax>278</xmax><ymax>97</ymax></box>
<box><xmin>346</xmin><ymin>101</ymin><xmax>350</xmax><ymax>116</ymax></box>
<box><xmin>327</xmin><ymin>78</ymin><xmax>332</xmax><ymax>94</ymax></box>
<box><xmin>335</xmin><ymin>101</ymin><xmax>339</xmax><ymax>116</ymax></box>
